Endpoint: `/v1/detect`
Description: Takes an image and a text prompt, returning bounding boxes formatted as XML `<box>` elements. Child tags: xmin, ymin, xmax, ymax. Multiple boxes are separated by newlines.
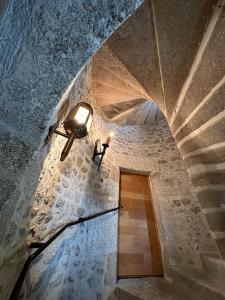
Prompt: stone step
<box><xmin>91</xmin><ymin>60</ymin><xmax>148</xmax><ymax>97</ymax></box>
<box><xmin>106</xmin><ymin>0</ymin><xmax>165</xmax><ymax>110</ymax></box>
<box><xmin>152</xmin><ymin>0</ymin><xmax>217</xmax><ymax>121</ymax></box>
<box><xmin>92</xmin><ymin>79</ymin><xmax>144</xmax><ymax>103</ymax></box>
<box><xmin>94</xmin><ymin>91</ymin><xmax>142</xmax><ymax>107</ymax></box>
<box><xmin>91</xmin><ymin>44</ymin><xmax>149</xmax><ymax>106</ymax></box>
<box><xmin>171</xmin><ymin>1</ymin><xmax>225</xmax><ymax>136</ymax></box>
<box><xmin>135</xmin><ymin>102</ymin><xmax>151</xmax><ymax>125</ymax></box>
<box><xmin>111</xmin><ymin>104</ymin><xmax>144</xmax><ymax>125</ymax></box>
<box><xmin>92</xmin><ymin>78</ymin><xmax>145</xmax><ymax>99</ymax></box>
<box><xmin>108</xmin><ymin>287</ymin><xmax>142</xmax><ymax>300</ymax></box>
<box><xmin>200</xmin><ymin>255</ymin><xmax>225</xmax><ymax>294</ymax></box>
<box><xmin>145</xmin><ymin>102</ymin><xmax>157</xmax><ymax>124</ymax></box>
<box><xmin>103</xmin><ymin>64</ymin><xmax>149</xmax><ymax>98</ymax></box>
<box><xmin>115</xmin><ymin>278</ymin><xmax>192</xmax><ymax>300</ymax></box>
<box><xmin>172</xmin><ymin>266</ymin><xmax>225</xmax><ymax>300</ymax></box>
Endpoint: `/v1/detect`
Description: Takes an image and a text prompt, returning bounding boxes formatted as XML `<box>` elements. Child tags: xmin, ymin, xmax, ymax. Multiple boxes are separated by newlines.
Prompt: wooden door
<box><xmin>118</xmin><ymin>172</ymin><xmax>163</xmax><ymax>278</ymax></box>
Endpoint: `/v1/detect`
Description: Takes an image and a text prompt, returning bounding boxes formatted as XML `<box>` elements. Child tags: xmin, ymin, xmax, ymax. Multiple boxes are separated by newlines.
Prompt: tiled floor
<box><xmin>118</xmin><ymin>173</ymin><xmax>163</xmax><ymax>277</ymax></box>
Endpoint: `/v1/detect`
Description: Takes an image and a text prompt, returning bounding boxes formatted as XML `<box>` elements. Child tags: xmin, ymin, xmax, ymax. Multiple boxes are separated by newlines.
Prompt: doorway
<box><xmin>117</xmin><ymin>171</ymin><xmax>163</xmax><ymax>278</ymax></box>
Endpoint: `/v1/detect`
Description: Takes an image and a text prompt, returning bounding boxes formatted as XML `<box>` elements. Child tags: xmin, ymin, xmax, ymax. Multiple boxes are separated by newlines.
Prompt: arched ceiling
<box><xmin>90</xmin><ymin>0</ymin><xmax>165</xmax><ymax>121</ymax></box>
<box><xmin>90</xmin><ymin>44</ymin><xmax>149</xmax><ymax>107</ymax></box>
<box><xmin>102</xmin><ymin>99</ymin><xmax>164</xmax><ymax>125</ymax></box>
<box><xmin>101</xmin><ymin>98</ymin><xmax>146</xmax><ymax>119</ymax></box>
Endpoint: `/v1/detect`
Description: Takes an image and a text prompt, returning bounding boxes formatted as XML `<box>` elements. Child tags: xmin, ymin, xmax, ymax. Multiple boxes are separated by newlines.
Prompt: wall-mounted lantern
<box><xmin>92</xmin><ymin>132</ymin><xmax>114</xmax><ymax>170</ymax></box>
<box><xmin>46</xmin><ymin>102</ymin><xmax>93</xmax><ymax>161</ymax></box>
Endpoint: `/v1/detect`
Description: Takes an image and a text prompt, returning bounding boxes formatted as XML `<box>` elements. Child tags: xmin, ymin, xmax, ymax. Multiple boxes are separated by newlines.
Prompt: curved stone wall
<box><xmin>0</xmin><ymin>0</ymin><xmax>143</xmax><ymax>298</ymax></box>
<box><xmin>18</xmin><ymin>63</ymin><xmax>217</xmax><ymax>299</ymax></box>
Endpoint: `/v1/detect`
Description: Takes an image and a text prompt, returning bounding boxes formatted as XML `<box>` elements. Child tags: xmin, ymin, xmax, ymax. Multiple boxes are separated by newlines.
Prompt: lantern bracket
<box><xmin>44</xmin><ymin>122</ymin><xmax>69</xmax><ymax>144</ymax></box>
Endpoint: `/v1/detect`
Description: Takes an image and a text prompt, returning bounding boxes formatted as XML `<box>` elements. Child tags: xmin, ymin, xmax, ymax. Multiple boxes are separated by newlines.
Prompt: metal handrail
<box><xmin>9</xmin><ymin>206</ymin><xmax>120</xmax><ymax>300</ymax></box>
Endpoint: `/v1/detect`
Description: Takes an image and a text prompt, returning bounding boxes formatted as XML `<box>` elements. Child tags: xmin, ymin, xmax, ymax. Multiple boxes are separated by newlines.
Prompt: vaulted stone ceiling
<box><xmin>101</xmin><ymin>98</ymin><xmax>146</xmax><ymax>119</ymax></box>
<box><xmin>90</xmin><ymin>43</ymin><xmax>150</xmax><ymax>107</ymax></box>
<box><xmin>102</xmin><ymin>99</ymin><xmax>164</xmax><ymax>125</ymax></box>
<box><xmin>90</xmin><ymin>0</ymin><xmax>164</xmax><ymax>121</ymax></box>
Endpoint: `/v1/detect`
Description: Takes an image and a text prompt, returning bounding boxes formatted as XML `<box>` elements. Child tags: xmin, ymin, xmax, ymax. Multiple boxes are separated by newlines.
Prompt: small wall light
<box><xmin>46</xmin><ymin>102</ymin><xmax>93</xmax><ymax>161</ymax></box>
<box><xmin>92</xmin><ymin>131</ymin><xmax>114</xmax><ymax>170</ymax></box>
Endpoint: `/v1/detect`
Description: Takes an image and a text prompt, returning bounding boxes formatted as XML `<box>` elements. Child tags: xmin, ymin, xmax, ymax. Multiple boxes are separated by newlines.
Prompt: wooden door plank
<box><xmin>118</xmin><ymin>172</ymin><xmax>163</xmax><ymax>278</ymax></box>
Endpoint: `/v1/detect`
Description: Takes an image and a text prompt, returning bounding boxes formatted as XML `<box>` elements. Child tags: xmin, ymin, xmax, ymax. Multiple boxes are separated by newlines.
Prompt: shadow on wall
<box><xmin>0</xmin><ymin>0</ymin><xmax>9</xmax><ymax>19</ymax></box>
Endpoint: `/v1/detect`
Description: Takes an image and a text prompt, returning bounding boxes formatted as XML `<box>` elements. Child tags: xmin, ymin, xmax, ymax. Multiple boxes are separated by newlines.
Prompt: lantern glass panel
<box><xmin>74</xmin><ymin>106</ymin><xmax>89</xmax><ymax>124</ymax></box>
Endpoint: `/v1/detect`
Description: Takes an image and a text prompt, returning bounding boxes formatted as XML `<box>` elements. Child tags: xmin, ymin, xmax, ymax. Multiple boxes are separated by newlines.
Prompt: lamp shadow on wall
<box><xmin>84</xmin><ymin>140</ymin><xmax>111</xmax><ymax>213</ymax></box>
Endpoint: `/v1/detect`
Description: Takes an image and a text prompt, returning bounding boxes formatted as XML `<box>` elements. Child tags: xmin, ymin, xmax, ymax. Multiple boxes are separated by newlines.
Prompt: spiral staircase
<box><xmin>1</xmin><ymin>0</ymin><xmax>225</xmax><ymax>299</ymax></box>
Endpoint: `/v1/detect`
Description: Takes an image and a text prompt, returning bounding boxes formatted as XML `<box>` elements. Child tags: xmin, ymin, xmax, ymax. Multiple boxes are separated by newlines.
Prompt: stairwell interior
<box><xmin>0</xmin><ymin>0</ymin><xmax>225</xmax><ymax>299</ymax></box>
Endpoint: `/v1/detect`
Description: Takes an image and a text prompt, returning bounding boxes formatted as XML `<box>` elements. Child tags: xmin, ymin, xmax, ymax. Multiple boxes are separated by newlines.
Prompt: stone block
<box><xmin>176</xmin><ymin>84</ymin><xmax>225</xmax><ymax>142</ymax></box>
<box><xmin>180</xmin><ymin>117</ymin><xmax>225</xmax><ymax>154</ymax></box>
<box><xmin>0</xmin><ymin>177</ymin><xmax>17</xmax><ymax>212</ymax></box>
<box><xmin>198</xmin><ymin>190</ymin><xmax>225</xmax><ymax>208</ymax></box>
<box><xmin>192</xmin><ymin>170</ymin><xmax>225</xmax><ymax>187</ymax></box>
<box><xmin>107</xmin><ymin>1</ymin><xmax>164</xmax><ymax>110</ymax></box>
<box><xmin>215</xmin><ymin>238</ymin><xmax>225</xmax><ymax>259</ymax></box>
<box><xmin>206</xmin><ymin>211</ymin><xmax>225</xmax><ymax>231</ymax></box>
<box><xmin>173</xmin><ymin>9</ymin><xmax>225</xmax><ymax>131</ymax></box>
<box><xmin>185</xmin><ymin>147</ymin><xmax>225</xmax><ymax>167</ymax></box>
<box><xmin>153</xmin><ymin>0</ymin><xmax>216</xmax><ymax>120</ymax></box>
<box><xmin>0</xmin><ymin>130</ymin><xmax>34</xmax><ymax>177</ymax></box>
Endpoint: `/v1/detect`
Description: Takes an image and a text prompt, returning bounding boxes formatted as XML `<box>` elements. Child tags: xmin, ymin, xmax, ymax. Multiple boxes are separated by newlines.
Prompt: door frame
<box><xmin>116</xmin><ymin>167</ymin><xmax>169</xmax><ymax>280</ymax></box>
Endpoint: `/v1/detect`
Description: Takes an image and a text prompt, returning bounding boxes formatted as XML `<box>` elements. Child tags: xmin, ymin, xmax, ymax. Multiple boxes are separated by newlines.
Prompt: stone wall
<box><xmin>18</xmin><ymin>63</ymin><xmax>218</xmax><ymax>299</ymax></box>
<box><xmin>28</xmin><ymin>65</ymin><xmax>118</xmax><ymax>245</ymax></box>
<box><xmin>20</xmin><ymin>64</ymin><xmax>120</xmax><ymax>300</ymax></box>
<box><xmin>0</xmin><ymin>1</ymin><xmax>143</xmax><ymax>298</ymax></box>
<box><xmin>111</xmin><ymin>122</ymin><xmax>219</xmax><ymax>267</ymax></box>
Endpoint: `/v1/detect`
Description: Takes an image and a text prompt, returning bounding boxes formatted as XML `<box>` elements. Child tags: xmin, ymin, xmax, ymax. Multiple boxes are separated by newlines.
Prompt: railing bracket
<box><xmin>29</xmin><ymin>242</ymin><xmax>46</xmax><ymax>249</ymax></box>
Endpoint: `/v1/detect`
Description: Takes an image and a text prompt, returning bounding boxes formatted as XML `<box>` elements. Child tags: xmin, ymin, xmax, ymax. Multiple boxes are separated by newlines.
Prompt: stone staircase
<box><xmin>109</xmin><ymin>270</ymin><xmax>225</xmax><ymax>300</ymax></box>
<box><xmin>108</xmin><ymin>278</ymin><xmax>192</xmax><ymax>300</ymax></box>
<box><xmin>109</xmin><ymin>288</ymin><xmax>142</xmax><ymax>300</ymax></box>
<box><xmin>107</xmin><ymin>254</ymin><xmax>225</xmax><ymax>300</ymax></box>
<box><xmin>170</xmin><ymin>255</ymin><xmax>225</xmax><ymax>300</ymax></box>
<box><xmin>109</xmin><ymin>287</ymin><xmax>176</xmax><ymax>300</ymax></box>
<box><xmin>102</xmin><ymin>100</ymin><xmax>164</xmax><ymax>125</ymax></box>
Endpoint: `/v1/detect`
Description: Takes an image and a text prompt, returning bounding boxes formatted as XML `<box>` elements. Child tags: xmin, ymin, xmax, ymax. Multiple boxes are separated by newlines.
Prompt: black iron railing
<box><xmin>10</xmin><ymin>206</ymin><xmax>120</xmax><ymax>300</ymax></box>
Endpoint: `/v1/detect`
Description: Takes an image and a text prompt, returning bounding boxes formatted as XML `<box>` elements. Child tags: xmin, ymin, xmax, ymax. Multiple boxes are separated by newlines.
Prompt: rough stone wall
<box><xmin>19</xmin><ymin>63</ymin><xmax>218</xmax><ymax>299</ymax></box>
<box><xmin>111</xmin><ymin>122</ymin><xmax>218</xmax><ymax>267</ymax></box>
<box><xmin>20</xmin><ymin>64</ymin><xmax>120</xmax><ymax>300</ymax></box>
<box><xmin>0</xmin><ymin>1</ymin><xmax>143</xmax><ymax>298</ymax></box>
<box><xmin>28</xmin><ymin>65</ymin><xmax>117</xmax><ymax>245</ymax></box>
<box><xmin>169</xmin><ymin>2</ymin><xmax>225</xmax><ymax>259</ymax></box>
